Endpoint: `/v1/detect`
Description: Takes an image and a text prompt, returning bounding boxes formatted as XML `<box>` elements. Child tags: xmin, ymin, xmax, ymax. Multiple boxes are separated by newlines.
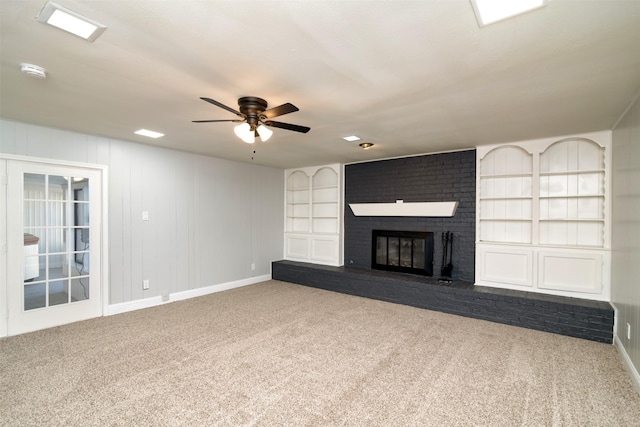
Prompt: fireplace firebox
<box><xmin>372</xmin><ymin>230</ymin><xmax>434</xmax><ymax>276</ymax></box>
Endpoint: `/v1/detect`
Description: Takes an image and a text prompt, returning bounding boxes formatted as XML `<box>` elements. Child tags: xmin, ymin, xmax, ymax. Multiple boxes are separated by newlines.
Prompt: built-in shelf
<box><xmin>285</xmin><ymin>164</ymin><xmax>342</xmax><ymax>266</ymax></box>
<box><xmin>349</xmin><ymin>201</ymin><xmax>458</xmax><ymax>217</ymax></box>
<box><xmin>539</xmin><ymin>195</ymin><xmax>603</xmax><ymax>199</ymax></box>
<box><xmin>539</xmin><ymin>169</ymin><xmax>604</xmax><ymax>176</ymax></box>
<box><xmin>480</xmin><ymin>196</ymin><xmax>532</xmax><ymax>201</ymax></box>
<box><xmin>476</xmin><ymin>132</ymin><xmax>611</xmax><ymax>301</ymax></box>
<box><xmin>480</xmin><ymin>218</ymin><xmax>533</xmax><ymax>221</ymax></box>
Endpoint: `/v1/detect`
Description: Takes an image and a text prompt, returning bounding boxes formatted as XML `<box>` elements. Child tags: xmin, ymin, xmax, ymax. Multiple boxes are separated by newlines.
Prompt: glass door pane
<box><xmin>400</xmin><ymin>238</ymin><xmax>413</xmax><ymax>268</ymax></box>
<box><xmin>23</xmin><ymin>174</ymin><xmax>91</xmax><ymax>310</ymax></box>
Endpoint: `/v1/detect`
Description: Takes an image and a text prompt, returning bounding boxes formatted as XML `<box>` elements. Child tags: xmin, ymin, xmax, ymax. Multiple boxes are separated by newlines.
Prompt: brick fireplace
<box><xmin>344</xmin><ymin>150</ymin><xmax>476</xmax><ymax>282</ymax></box>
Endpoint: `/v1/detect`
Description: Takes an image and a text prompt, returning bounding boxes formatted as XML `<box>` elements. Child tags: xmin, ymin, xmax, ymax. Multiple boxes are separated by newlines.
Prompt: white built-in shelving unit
<box><xmin>311</xmin><ymin>167</ymin><xmax>340</xmax><ymax>234</ymax></box>
<box><xmin>476</xmin><ymin>131</ymin><xmax>611</xmax><ymax>301</ymax></box>
<box><xmin>538</xmin><ymin>139</ymin><xmax>605</xmax><ymax>247</ymax></box>
<box><xmin>286</xmin><ymin>170</ymin><xmax>310</xmax><ymax>233</ymax></box>
<box><xmin>284</xmin><ymin>164</ymin><xmax>342</xmax><ymax>266</ymax></box>
<box><xmin>479</xmin><ymin>145</ymin><xmax>533</xmax><ymax>244</ymax></box>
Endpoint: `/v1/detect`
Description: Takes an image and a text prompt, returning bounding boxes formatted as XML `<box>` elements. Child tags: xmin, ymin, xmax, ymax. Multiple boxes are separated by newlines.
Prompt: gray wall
<box><xmin>0</xmin><ymin>119</ymin><xmax>284</xmax><ymax>305</ymax></box>
<box><xmin>344</xmin><ymin>150</ymin><xmax>476</xmax><ymax>282</ymax></box>
<box><xmin>612</xmin><ymin>94</ymin><xmax>640</xmax><ymax>380</ymax></box>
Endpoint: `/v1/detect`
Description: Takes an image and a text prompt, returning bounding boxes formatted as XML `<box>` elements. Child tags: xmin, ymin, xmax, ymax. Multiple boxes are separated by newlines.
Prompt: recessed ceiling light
<box><xmin>343</xmin><ymin>135</ymin><xmax>361</xmax><ymax>142</ymax></box>
<box><xmin>359</xmin><ymin>142</ymin><xmax>374</xmax><ymax>150</ymax></box>
<box><xmin>135</xmin><ymin>129</ymin><xmax>164</xmax><ymax>139</ymax></box>
<box><xmin>471</xmin><ymin>0</ymin><xmax>548</xmax><ymax>27</ymax></box>
<box><xmin>36</xmin><ymin>1</ymin><xmax>107</xmax><ymax>42</ymax></box>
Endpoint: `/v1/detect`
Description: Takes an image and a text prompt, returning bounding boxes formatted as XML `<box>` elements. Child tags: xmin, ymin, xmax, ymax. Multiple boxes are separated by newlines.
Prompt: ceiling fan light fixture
<box><xmin>234</xmin><ymin>122</ymin><xmax>250</xmax><ymax>138</ymax></box>
<box><xmin>257</xmin><ymin>125</ymin><xmax>273</xmax><ymax>142</ymax></box>
<box><xmin>235</xmin><ymin>123</ymin><xmax>255</xmax><ymax>143</ymax></box>
<box><xmin>195</xmin><ymin>96</ymin><xmax>310</xmax><ymax>142</ymax></box>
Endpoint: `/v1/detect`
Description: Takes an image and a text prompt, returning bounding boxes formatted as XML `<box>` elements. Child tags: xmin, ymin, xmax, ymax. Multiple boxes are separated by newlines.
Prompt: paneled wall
<box><xmin>0</xmin><ymin>119</ymin><xmax>284</xmax><ymax>305</ymax></box>
<box><xmin>344</xmin><ymin>150</ymin><xmax>476</xmax><ymax>282</ymax></box>
<box><xmin>612</xmin><ymin>93</ymin><xmax>640</xmax><ymax>387</ymax></box>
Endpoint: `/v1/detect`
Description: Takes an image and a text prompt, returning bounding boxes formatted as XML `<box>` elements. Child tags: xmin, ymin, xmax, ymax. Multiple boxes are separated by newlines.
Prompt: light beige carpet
<box><xmin>1</xmin><ymin>280</ymin><xmax>639</xmax><ymax>426</ymax></box>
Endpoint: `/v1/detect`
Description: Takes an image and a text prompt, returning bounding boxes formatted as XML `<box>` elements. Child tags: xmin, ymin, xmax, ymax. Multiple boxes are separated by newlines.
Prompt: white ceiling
<box><xmin>1</xmin><ymin>0</ymin><xmax>639</xmax><ymax>169</ymax></box>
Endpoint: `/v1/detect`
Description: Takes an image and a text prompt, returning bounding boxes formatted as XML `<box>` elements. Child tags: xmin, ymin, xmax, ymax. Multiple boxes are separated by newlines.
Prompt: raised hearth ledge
<box><xmin>272</xmin><ymin>260</ymin><xmax>614</xmax><ymax>343</ymax></box>
<box><xmin>349</xmin><ymin>201</ymin><xmax>458</xmax><ymax>217</ymax></box>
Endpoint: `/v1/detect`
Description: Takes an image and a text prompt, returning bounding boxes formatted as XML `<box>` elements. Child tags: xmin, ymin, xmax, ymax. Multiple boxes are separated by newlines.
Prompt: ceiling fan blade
<box><xmin>192</xmin><ymin>119</ymin><xmax>243</xmax><ymax>123</ymax></box>
<box><xmin>261</xmin><ymin>103</ymin><xmax>299</xmax><ymax>119</ymax></box>
<box><xmin>265</xmin><ymin>120</ymin><xmax>311</xmax><ymax>133</ymax></box>
<box><xmin>200</xmin><ymin>97</ymin><xmax>243</xmax><ymax>117</ymax></box>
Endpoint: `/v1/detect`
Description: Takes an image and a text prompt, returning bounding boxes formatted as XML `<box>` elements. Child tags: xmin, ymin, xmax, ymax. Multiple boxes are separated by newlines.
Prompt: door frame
<box><xmin>0</xmin><ymin>153</ymin><xmax>109</xmax><ymax>337</ymax></box>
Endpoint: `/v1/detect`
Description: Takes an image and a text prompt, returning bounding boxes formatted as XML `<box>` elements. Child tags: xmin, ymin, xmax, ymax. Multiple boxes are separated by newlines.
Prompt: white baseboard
<box><xmin>614</xmin><ymin>334</ymin><xmax>640</xmax><ymax>396</ymax></box>
<box><xmin>106</xmin><ymin>274</ymin><xmax>271</xmax><ymax>316</ymax></box>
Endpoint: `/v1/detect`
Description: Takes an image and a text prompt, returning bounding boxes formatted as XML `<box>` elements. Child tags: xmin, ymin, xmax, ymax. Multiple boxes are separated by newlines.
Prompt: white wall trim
<box><xmin>0</xmin><ymin>153</ymin><xmax>106</xmax><ymax>170</ymax></box>
<box><xmin>614</xmin><ymin>334</ymin><xmax>640</xmax><ymax>396</ymax></box>
<box><xmin>106</xmin><ymin>274</ymin><xmax>271</xmax><ymax>316</ymax></box>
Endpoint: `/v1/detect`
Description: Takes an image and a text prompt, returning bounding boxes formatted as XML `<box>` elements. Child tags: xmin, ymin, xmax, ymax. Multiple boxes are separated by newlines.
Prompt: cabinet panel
<box><xmin>538</xmin><ymin>251</ymin><xmax>602</xmax><ymax>293</ymax></box>
<box><xmin>478</xmin><ymin>246</ymin><xmax>533</xmax><ymax>286</ymax></box>
<box><xmin>285</xmin><ymin>235</ymin><xmax>309</xmax><ymax>259</ymax></box>
<box><xmin>477</xmin><ymin>243</ymin><xmax>609</xmax><ymax>299</ymax></box>
<box><xmin>311</xmin><ymin>235</ymin><xmax>339</xmax><ymax>262</ymax></box>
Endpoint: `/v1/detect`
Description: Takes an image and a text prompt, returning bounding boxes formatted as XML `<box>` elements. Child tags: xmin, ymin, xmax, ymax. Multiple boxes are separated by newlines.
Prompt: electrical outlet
<box><xmin>142</xmin><ymin>211</ymin><xmax>149</xmax><ymax>221</ymax></box>
<box><xmin>627</xmin><ymin>323</ymin><xmax>632</xmax><ymax>340</ymax></box>
<box><xmin>251</xmin><ymin>263</ymin><xmax>256</xmax><ymax>271</ymax></box>
<box><xmin>143</xmin><ymin>279</ymin><xmax>149</xmax><ymax>290</ymax></box>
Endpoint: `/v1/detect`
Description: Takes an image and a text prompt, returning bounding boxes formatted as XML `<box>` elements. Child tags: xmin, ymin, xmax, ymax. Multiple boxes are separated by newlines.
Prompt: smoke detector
<box><xmin>20</xmin><ymin>63</ymin><xmax>47</xmax><ymax>79</ymax></box>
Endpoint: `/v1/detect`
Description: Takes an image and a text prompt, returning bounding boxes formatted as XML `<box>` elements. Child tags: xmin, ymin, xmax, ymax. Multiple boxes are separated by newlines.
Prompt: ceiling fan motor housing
<box><xmin>239</xmin><ymin>96</ymin><xmax>268</xmax><ymax>128</ymax></box>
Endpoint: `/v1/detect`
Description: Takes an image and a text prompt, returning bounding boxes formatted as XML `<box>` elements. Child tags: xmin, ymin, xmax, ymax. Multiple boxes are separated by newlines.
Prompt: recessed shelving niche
<box><xmin>538</xmin><ymin>139</ymin><xmax>605</xmax><ymax>247</ymax></box>
<box><xmin>285</xmin><ymin>164</ymin><xmax>342</xmax><ymax>266</ymax></box>
<box><xmin>478</xmin><ymin>145</ymin><xmax>533</xmax><ymax>244</ymax></box>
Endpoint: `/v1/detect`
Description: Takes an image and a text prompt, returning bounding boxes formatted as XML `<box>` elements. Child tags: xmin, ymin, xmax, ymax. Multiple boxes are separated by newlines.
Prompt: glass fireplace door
<box><xmin>372</xmin><ymin>230</ymin><xmax>434</xmax><ymax>276</ymax></box>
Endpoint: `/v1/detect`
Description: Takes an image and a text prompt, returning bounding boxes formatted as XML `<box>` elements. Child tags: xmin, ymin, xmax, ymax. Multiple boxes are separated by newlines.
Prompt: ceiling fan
<box><xmin>193</xmin><ymin>96</ymin><xmax>310</xmax><ymax>143</ymax></box>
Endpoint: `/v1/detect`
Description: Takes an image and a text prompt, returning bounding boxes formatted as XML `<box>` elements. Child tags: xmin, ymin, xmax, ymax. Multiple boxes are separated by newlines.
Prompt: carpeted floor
<box><xmin>1</xmin><ymin>280</ymin><xmax>639</xmax><ymax>426</ymax></box>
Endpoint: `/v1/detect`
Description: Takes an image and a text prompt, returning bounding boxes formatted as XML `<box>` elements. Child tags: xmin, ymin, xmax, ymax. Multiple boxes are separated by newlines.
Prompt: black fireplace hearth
<box><xmin>372</xmin><ymin>230</ymin><xmax>434</xmax><ymax>276</ymax></box>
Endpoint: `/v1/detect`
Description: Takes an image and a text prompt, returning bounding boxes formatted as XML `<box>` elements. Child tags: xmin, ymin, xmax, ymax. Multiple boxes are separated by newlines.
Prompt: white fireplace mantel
<box><xmin>349</xmin><ymin>200</ymin><xmax>458</xmax><ymax>217</ymax></box>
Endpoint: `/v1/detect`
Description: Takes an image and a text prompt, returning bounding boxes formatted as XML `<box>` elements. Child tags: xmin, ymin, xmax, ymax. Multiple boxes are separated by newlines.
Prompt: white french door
<box><xmin>4</xmin><ymin>159</ymin><xmax>103</xmax><ymax>336</ymax></box>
